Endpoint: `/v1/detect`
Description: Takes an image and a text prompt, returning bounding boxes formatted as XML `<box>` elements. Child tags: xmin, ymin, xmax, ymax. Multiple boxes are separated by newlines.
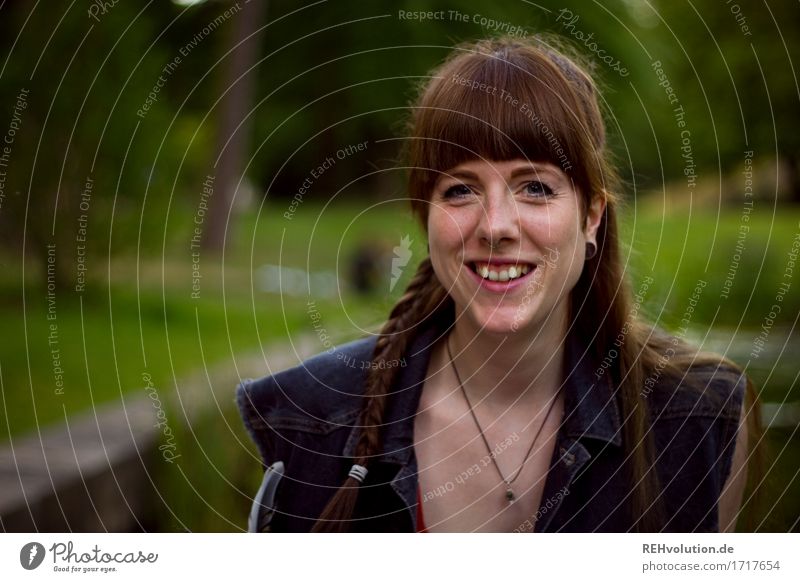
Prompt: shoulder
<box><xmin>640</xmin><ymin>342</ymin><xmax>749</xmax><ymax>530</ymax></box>
<box><xmin>235</xmin><ymin>335</ymin><xmax>377</xmax><ymax>464</ymax></box>
<box><xmin>236</xmin><ymin>334</ymin><xmax>378</xmax><ymax>423</ymax></box>
<box><xmin>646</xmin><ymin>359</ymin><xmax>746</xmax><ymax>423</ymax></box>
<box><xmin>641</xmin><ymin>327</ymin><xmax>746</xmax><ymax>422</ymax></box>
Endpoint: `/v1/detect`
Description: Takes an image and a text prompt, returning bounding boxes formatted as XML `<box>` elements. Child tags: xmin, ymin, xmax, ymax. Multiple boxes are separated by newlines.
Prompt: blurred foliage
<box><xmin>0</xmin><ymin>1</ymin><xmax>210</xmax><ymax>287</ymax></box>
<box><xmin>649</xmin><ymin>0</ymin><xmax>800</xmax><ymax>192</ymax></box>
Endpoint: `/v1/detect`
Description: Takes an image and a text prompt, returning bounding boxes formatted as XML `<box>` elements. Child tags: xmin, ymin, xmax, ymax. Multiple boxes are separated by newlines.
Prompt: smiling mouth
<box><xmin>468</xmin><ymin>261</ymin><xmax>536</xmax><ymax>282</ymax></box>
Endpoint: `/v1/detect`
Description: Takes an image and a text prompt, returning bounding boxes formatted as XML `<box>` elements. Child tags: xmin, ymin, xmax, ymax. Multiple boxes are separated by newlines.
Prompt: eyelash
<box><xmin>523</xmin><ymin>181</ymin><xmax>554</xmax><ymax>198</ymax></box>
<box><xmin>442</xmin><ymin>181</ymin><xmax>555</xmax><ymax>199</ymax></box>
<box><xmin>442</xmin><ymin>184</ymin><xmax>473</xmax><ymax>199</ymax></box>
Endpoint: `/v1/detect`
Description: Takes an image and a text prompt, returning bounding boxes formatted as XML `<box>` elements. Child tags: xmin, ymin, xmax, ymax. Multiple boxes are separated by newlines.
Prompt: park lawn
<box><xmin>0</xmin><ymin>284</ymin><xmax>323</xmax><ymax>441</ymax></box>
<box><xmin>620</xmin><ymin>203</ymin><xmax>800</xmax><ymax>329</ymax></box>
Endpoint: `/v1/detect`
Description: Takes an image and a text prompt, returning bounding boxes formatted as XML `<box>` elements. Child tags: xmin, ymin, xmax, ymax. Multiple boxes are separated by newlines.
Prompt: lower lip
<box><xmin>466</xmin><ymin>264</ymin><xmax>537</xmax><ymax>294</ymax></box>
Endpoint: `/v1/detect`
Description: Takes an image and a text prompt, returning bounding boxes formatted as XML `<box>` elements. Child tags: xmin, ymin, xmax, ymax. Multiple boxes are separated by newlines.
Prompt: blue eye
<box><xmin>524</xmin><ymin>181</ymin><xmax>554</xmax><ymax>198</ymax></box>
<box><xmin>442</xmin><ymin>184</ymin><xmax>472</xmax><ymax>199</ymax></box>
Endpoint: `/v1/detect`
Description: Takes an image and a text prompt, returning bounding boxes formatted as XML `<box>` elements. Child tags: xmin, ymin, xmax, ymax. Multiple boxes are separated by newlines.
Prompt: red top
<box><xmin>416</xmin><ymin>484</ymin><xmax>428</xmax><ymax>533</ymax></box>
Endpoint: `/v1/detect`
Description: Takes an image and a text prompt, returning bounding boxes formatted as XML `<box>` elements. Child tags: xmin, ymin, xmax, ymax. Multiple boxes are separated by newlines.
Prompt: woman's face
<box><xmin>427</xmin><ymin>158</ymin><xmax>605</xmax><ymax>336</ymax></box>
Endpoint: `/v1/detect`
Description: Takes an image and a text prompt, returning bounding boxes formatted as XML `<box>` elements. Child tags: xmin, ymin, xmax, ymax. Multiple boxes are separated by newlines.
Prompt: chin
<box><xmin>466</xmin><ymin>304</ymin><xmax>533</xmax><ymax>335</ymax></box>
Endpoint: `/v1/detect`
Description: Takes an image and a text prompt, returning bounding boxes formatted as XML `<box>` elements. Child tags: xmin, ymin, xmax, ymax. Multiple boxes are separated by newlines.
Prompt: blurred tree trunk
<box><xmin>785</xmin><ymin>154</ymin><xmax>800</xmax><ymax>204</ymax></box>
<box><xmin>202</xmin><ymin>0</ymin><xmax>266</xmax><ymax>252</ymax></box>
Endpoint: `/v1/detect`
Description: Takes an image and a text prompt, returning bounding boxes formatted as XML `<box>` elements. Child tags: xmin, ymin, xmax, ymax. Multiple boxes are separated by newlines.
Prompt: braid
<box><xmin>311</xmin><ymin>257</ymin><xmax>451</xmax><ymax>532</ymax></box>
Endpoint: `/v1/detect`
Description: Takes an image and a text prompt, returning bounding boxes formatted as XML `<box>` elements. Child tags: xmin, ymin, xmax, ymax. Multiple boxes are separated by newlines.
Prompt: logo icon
<box><xmin>20</xmin><ymin>542</ymin><xmax>46</xmax><ymax>570</ymax></box>
<box><xmin>390</xmin><ymin>235</ymin><xmax>413</xmax><ymax>292</ymax></box>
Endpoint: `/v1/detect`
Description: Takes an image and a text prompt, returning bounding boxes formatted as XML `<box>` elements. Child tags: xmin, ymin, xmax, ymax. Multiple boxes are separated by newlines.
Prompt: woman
<box><xmin>237</xmin><ymin>35</ymin><xmax>761</xmax><ymax>533</ymax></box>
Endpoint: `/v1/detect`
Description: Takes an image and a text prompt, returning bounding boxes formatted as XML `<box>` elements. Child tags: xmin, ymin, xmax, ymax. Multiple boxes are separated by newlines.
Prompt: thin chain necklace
<box><xmin>446</xmin><ymin>336</ymin><xmax>562</xmax><ymax>504</ymax></box>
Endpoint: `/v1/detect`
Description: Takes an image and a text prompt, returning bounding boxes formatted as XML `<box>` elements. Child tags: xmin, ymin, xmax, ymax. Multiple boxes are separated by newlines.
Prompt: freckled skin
<box><xmin>427</xmin><ymin>158</ymin><xmax>604</xmax><ymax>336</ymax></box>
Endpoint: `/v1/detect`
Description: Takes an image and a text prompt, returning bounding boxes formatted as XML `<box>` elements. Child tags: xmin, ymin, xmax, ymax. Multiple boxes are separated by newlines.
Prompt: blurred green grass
<box><xmin>621</xmin><ymin>203</ymin><xmax>800</xmax><ymax>329</ymax></box>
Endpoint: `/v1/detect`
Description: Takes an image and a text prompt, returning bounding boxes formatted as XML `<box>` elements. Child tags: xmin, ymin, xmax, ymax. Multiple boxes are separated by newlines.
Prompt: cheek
<box><xmin>427</xmin><ymin>208</ymin><xmax>458</xmax><ymax>281</ymax></box>
<box><xmin>427</xmin><ymin>206</ymin><xmax>474</xmax><ymax>250</ymax></box>
<box><xmin>523</xmin><ymin>211</ymin><xmax>585</xmax><ymax>286</ymax></box>
<box><xmin>523</xmin><ymin>212</ymin><xmax>581</xmax><ymax>251</ymax></box>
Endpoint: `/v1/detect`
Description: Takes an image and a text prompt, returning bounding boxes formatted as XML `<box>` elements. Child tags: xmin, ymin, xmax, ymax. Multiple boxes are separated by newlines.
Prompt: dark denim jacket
<box><xmin>236</xmin><ymin>323</ymin><xmax>745</xmax><ymax>532</ymax></box>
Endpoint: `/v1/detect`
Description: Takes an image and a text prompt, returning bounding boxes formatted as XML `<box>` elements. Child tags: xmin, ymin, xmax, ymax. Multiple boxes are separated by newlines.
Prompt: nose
<box><xmin>475</xmin><ymin>184</ymin><xmax>520</xmax><ymax>250</ymax></box>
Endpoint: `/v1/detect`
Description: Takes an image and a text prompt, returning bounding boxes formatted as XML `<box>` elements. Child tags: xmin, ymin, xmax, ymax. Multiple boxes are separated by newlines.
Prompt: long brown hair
<box><xmin>312</xmin><ymin>35</ymin><xmax>763</xmax><ymax>532</ymax></box>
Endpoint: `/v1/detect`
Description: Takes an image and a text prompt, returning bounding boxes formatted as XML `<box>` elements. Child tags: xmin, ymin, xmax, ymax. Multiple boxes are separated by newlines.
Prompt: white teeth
<box><xmin>472</xmin><ymin>262</ymin><xmax>533</xmax><ymax>282</ymax></box>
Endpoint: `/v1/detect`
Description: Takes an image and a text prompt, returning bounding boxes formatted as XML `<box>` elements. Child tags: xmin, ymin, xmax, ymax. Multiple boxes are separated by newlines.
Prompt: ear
<box><xmin>584</xmin><ymin>193</ymin><xmax>606</xmax><ymax>242</ymax></box>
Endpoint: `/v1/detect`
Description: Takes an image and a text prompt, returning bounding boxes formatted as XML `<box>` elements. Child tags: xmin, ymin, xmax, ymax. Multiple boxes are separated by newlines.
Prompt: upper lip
<box><xmin>465</xmin><ymin>257</ymin><xmax>537</xmax><ymax>265</ymax></box>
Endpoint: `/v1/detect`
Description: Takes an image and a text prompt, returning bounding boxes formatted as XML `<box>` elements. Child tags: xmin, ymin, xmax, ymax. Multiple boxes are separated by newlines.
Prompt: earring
<box><xmin>585</xmin><ymin>241</ymin><xmax>597</xmax><ymax>260</ymax></box>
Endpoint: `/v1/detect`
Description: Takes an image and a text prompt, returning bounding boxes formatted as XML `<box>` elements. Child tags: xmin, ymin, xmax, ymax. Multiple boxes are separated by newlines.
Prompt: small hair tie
<box><xmin>348</xmin><ymin>464</ymin><xmax>368</xmax><ymax>483</ymax></box>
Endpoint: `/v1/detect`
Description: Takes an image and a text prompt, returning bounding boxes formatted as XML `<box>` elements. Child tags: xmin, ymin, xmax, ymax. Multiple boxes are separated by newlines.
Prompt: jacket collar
<box><xmin>343</xmin><ymin>320</ymin><xmax>622</xmax><ymax>463</ymax></box>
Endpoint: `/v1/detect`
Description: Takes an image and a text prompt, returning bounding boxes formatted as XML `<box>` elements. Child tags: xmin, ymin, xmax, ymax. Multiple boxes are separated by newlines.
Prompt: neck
<box><xmin>445</xmin><ymin>311</ymin><xmax>569</xmax><ymax>408</ymax></box>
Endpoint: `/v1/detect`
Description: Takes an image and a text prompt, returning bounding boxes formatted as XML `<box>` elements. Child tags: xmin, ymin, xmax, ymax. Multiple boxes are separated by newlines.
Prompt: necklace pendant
<box><xmin>506</xmin><ymin>488</ymin><xmax>515</xmax><ymax>503</ymax></box>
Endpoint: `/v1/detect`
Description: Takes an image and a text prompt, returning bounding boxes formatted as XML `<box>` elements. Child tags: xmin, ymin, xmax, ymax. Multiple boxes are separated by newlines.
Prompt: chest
<box><xmin>412</xmin><ymin>376</ymin><xmax>564</xmax><ymax>532</ymax></box>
